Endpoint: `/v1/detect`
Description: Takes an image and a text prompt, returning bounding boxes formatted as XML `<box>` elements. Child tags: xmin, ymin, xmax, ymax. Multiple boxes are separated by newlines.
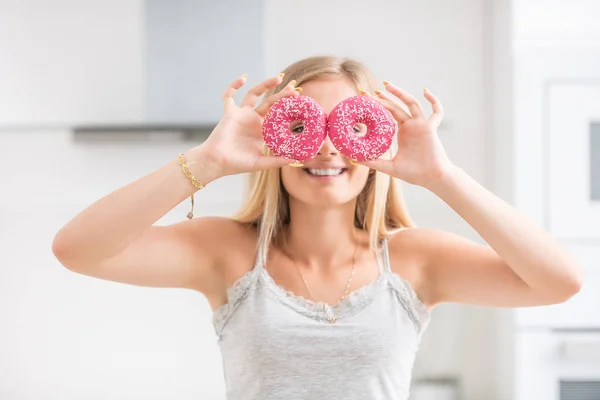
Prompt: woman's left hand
<box><xmin>358</xmin><ymin>83</ymin><xmax>454</xmax><ymax>188</ymax></box>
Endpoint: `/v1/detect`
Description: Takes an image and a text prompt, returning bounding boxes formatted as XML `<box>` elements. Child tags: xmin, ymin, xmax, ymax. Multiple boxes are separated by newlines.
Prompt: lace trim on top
<box><xmin>259</xmin><ymin>267</ymin><xmax>389</xmax><ymax>323</ymax></box>
<box><xmin>212</xmin><ymin>240</ymin><xmax>431</xmax><ymax>336</ymax></box>
<box><xmin>381</xmin><ymin>236</ymin><xmax>431</xmax><ymax>333</ymax></box>
<box><xmin>387</xmin><ymin>273</ymin><xmax>431</xmax><ymax>333</ymax></box>
<box><xmin>212</xmin><ymin>266</ymin><xmax>261</xmax><ymax>336</ymax></box>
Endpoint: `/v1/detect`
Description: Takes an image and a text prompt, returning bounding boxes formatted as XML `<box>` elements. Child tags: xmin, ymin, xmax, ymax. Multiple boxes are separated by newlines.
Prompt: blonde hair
<box><xmin>232</xmin><ymin>56</ymin><xmax>414</xmax><ymax>260</ymax></box>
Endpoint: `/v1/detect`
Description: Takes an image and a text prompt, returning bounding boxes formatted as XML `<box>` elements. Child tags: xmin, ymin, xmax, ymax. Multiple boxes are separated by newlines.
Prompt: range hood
<box><xmin>72</xmin><ymin>0</ymin><xmax>263</xmax><ymax>142</ymax></box>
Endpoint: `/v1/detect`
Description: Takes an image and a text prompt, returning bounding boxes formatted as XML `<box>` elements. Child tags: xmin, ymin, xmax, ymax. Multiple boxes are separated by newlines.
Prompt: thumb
<box><xmin>357</xmin><ymin>158</ymin><xmax>395</xmax><ymax>176</ymax></box>
<box><xmin>254</xmin><ymin>155</ymin><xmax>298</xmax><ymax>171</ymax></box>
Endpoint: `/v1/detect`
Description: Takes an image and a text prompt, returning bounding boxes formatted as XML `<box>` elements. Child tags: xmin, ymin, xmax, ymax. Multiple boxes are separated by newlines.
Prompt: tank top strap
<box><xmin>378</xmin><ymin>237</ymin><xmax>392</xmax><ymax>275</ymax></box>
<box><xmin>253</xmin><ymin>247</ymin><xmax>265</xmax><ymax>271</ymax></box>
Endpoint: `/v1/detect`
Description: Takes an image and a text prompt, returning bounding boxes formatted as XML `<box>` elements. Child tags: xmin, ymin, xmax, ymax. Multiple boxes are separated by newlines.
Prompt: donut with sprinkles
<box><xmin>327</xmin><ymin>95</ymin><xmax>396</xmax><ymax>161</ymax></box>
<box><xmin>262</xmin><ymin>96</ymin><xmax>327</xmax><ymax>163</ymax></box>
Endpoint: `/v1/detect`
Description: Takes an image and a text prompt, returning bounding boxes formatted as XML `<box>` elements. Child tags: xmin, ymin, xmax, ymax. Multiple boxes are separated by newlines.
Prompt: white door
<box><xmin>516</xmin><ymin>331</ymin><xmax>600</xmax><ymax>400</ymax></box>
<box><xmin>548</xmin><ymin>83</ymin><xmax>600</xmax><ymax>239</ymax></box>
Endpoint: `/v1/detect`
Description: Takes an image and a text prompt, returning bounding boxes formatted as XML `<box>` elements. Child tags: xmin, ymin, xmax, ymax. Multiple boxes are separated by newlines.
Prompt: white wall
<box><xmin>0</xmin><ymin>0</ymin><xmax>145</xmax><ymax>126</ymax></box>
<box><xmin>0</xmin><ymin>131</ymin><xmax>247</xmax><ymax>399</ymax></box>
<box><xmin>513</xmin><ymin>0</ymin><xmax>600</xmax><ymax>43</ymax></box>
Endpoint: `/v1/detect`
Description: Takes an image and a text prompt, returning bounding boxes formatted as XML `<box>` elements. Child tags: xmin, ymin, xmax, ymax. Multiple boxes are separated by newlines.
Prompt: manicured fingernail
<box><xmin>383</xmin><ymin>80</ymin><xmax>390</xmax><ymax>85</ymax></box>
<box><xmin>424</xmin><ymin>87</ymin><xmax>429</xmax><ymax>92</ymax></box>
<box><xmin>295</xmin><ymin>87</ymin><xmax>302</xmax><ymax>92</ymax></box>
<box><xmin>289</xmin><ymin>79</ymin><xmax>297</xmax><ymax>87</ymax></box>
<box><xmin>359</xmin><ymin>89</ymin><xmax>368</xmax><ymax>95</ymax></box>
<box><xmin>278</xmin><ymin>73</ymin><xmax>285</xmax><ymax>78</ymax></box>
<box><xmin>349</xmin><ymin>160</ymin><xmax>359</xmax><ymax>165</ymax></box>
<box><xmin>241</xmin><ymin>74</ymin><xmax>248</xmax><ymax>78</ymax></box>
<box><xmin>374</xmin><ymin>89</ymin><xmax>383</xmax><ymax>95</ymax></box>
<box><xmin>289</xmin><ymin>162</ymin><xmax>303</xmax><ymax>167</ymax></box>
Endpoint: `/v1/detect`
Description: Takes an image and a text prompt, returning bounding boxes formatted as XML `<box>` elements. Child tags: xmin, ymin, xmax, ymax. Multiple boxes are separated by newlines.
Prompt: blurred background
<box><xmin>1</xmin><ymin>0</ymin><xmax>599</xmax><ymax>399</ymax></box>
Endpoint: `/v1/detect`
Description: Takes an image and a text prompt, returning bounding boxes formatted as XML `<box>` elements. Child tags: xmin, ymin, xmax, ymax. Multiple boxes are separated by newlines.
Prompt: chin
<box><xmin>294</xmin><ymin>192</ymin><xmax>357</xmax><ymax>208</ymax></box>
<box><xmin>281</xmin><ymin>167</ymin><xmax>368</xmax><ymax>208</ymax></box>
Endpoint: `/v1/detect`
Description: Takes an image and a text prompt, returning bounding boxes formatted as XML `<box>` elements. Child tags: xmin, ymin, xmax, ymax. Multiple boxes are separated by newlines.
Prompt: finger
<box><xmin>356</xmin><ymin>158</ymin><xmax>395</xmax><ymax>176</ymax></box>
<box><xmin>368</xmin><ymin>89</ymin><xmax>411</xmax><ymax>122</ymax></box>
<box><xmin>382</xmin><ymin>81</ymin><xmax>424</xmax><ymax>119</ymax></box>
<box><xmin>240</xmin><ymin>73</ymin><xmax>286</xmax><ymax>109</ymax></box>
<box><xmin>222</xmin><ymin>74</ymin><xmax>247</xmax><ymax>112</ymax></box>
<box><xmin>255</xmin><ymin>82</ymin><xmax>301</xmax><ymax>117</ymax></box>
<box><xmin>423</xmin><ymin>88</ymin><xmax>444</xmax><ymax>126</ymax></box>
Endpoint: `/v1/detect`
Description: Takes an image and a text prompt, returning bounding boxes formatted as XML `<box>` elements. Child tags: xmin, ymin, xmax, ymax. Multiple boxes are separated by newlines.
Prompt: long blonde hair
<box><xmin>232</xmin><ymin>56</ymin><xmax>414</xmax><ymax>260</ymax></box>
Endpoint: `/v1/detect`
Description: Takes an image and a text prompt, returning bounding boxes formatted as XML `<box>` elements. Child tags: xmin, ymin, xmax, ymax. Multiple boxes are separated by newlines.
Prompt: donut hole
<box><xmin>289</xmin><ymin>120</ymin><xmax>305</xmax><ymax>134</ymax></box>
<box><xmin>352</xmin><ymin>122</ymin><xmax>367</xmax><ymax>137</ymax></box>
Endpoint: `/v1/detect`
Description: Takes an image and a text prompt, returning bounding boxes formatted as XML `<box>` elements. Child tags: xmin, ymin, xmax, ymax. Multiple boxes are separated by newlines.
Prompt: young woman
<box><xmin>52</xmin><ymin>56</ymin><xmax>583</xmax><ymax>400</ymax></box>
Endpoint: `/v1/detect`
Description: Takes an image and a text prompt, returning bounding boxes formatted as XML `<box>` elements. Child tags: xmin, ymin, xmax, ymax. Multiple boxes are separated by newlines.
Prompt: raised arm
<box><xmin>52</xmin><ymin>73</ymin><xmax>300</xmax><ymax>294</ymax></box>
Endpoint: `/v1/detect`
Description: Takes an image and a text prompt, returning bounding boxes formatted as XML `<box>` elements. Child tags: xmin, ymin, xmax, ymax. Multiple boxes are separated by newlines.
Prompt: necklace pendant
<box><xmin>328</xmin><ymin>315</ymin><xmax>337</xmax><ymax>324</ymax></box>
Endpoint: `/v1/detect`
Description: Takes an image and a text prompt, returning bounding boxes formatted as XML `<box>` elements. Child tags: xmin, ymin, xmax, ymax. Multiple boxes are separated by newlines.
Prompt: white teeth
<box><xmin>307</xmin><ymin>168</ymin><xmax>343</xmax><ymax>176</ymax></box>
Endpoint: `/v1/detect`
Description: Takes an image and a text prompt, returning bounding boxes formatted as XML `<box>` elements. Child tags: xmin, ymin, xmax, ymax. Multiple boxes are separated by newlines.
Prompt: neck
<box><xmin>283</xmin><ymin>199</ymin><xmax>360</xmax><ymax>270</ymax></box>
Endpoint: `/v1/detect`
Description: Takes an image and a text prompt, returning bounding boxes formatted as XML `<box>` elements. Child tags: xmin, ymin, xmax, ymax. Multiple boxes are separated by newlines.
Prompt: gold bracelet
<box><xmin>177</xmin><ymin>153</ymin><xmax>205</xmax><ymax>189</ymax></box>
<box><xmin>177</xmin><ymin>153</ymin><xmax>206</xmax><ymax>219</ymax></box>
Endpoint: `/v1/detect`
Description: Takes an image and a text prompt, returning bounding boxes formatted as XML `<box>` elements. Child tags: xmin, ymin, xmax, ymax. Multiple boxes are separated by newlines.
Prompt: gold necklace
<box><xmin>286</xmin><ymin>232</ymin><xmax>359</xmax><ymax>323</ymax></box>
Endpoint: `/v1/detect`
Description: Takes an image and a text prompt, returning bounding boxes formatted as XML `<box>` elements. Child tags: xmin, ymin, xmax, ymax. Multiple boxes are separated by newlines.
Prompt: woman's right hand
<box><xmin>192</xmin><ymin>73</ymin><xmax>301</xmax><ymax>178</ymax></box>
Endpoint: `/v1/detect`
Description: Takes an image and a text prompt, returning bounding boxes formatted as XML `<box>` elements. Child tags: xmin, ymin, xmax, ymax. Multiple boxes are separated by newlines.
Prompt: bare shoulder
<box><xmin>387</xmin><ymin>226</ymin><xmax>478</xmax><ymax>259</ymax></box>
<box><xmin>385</xmin><ymin>227</ymin><xmax>439</xmax><ymax>268</ymax></box>
<box><xmin>185</xmin><ymin>216</ymin><xmax>256</xmax><ymax>245</ymax></box>
<box><xmin>386</xmin><ymin>226</ymin><xmax>454</xmax><ymax>252</ymax></box>
<box><xmin>385</xmin><ymin>227</ymin><xmax>458</xmax><ymax>307</ymax></box>
<box><xmin>183</xmin><ymin>216</ymin><xmax>258</xmax><ymax>310</ymax></box>
<box><xmin>185</xmin><ymin>216</ymin><xmax>258</xmax><ymax>267</ymax></box>
<box><xmin>387</xmin><ymin>227</ymin><xmax>516</xmax><ymax>308</ymax></box>
<box><xmin>54</xmin><ymin>215</ymin><xmax>259</xmax><ymax>302</ymax></box>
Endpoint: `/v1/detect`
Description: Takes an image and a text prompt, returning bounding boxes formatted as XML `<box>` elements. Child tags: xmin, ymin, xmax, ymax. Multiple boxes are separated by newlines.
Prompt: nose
<box><xmin>317</xmin><ymin>135</ymin><xmax>338</xmax><ymax>157</ymax></box>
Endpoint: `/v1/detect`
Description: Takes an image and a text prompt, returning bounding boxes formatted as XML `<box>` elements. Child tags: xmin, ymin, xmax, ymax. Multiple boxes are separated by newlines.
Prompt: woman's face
<box><xmin>280</xmin><ymin>76</ymin><xmax>371</xmax><ymax>208</ymax></box>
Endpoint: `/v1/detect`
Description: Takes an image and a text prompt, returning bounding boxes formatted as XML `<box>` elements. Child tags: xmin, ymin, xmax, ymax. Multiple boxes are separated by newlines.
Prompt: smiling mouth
<box><xmin>303</xmin><ymin>168</ymin><xmax>347</xmax><ymax>177</ymax></box>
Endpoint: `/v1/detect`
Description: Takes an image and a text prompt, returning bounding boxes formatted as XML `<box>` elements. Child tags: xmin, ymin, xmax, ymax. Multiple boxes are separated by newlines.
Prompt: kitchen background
<box><xmin>1</xmin><ymin>0</ymin><xmax>599</xmax><ymax>399</ymax></box>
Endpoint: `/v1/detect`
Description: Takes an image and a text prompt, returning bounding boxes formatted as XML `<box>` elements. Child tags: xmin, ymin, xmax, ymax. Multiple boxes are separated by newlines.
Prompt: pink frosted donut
<box><xmin>262</xmin><ymin>96</ymin><xmax>327</xmax><ymax>162</ymax></box>
<box><xmin>327</xmin><ymin>95</ymin><xmax>396</xmax><ymax>161</ymax></box>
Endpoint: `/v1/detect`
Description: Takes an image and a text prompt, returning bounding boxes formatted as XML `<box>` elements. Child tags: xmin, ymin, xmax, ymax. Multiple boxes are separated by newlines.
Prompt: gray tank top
<box><xmin>212</xmin><ymin>238</ymin><xmax>431</xmax><ymax>400</ymax></box>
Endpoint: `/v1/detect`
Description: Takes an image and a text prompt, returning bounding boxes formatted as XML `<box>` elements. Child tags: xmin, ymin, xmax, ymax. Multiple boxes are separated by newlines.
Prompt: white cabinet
<box><xmin>1</xmin><ymin>130</ymin><xmax>246</xmax><ymax>222</ymax></box>
<box><xmin>548</xmin><ymin>84</ymin><xmax>600</xmax><ymax>239</ymax></box>
<box><xmin>511</xmin><ymin>47</ymin><xmax>600</xmax><ymax>328</ymax></box>
<box><xmin>506</xmin><ymin>12</ymin><xmax>600</xmax><ymax>398</ymax></box>
<box><xmin>515</xmin><ymin>331</ymin><xmax>600</xmax><ymax>400</ymax></box>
